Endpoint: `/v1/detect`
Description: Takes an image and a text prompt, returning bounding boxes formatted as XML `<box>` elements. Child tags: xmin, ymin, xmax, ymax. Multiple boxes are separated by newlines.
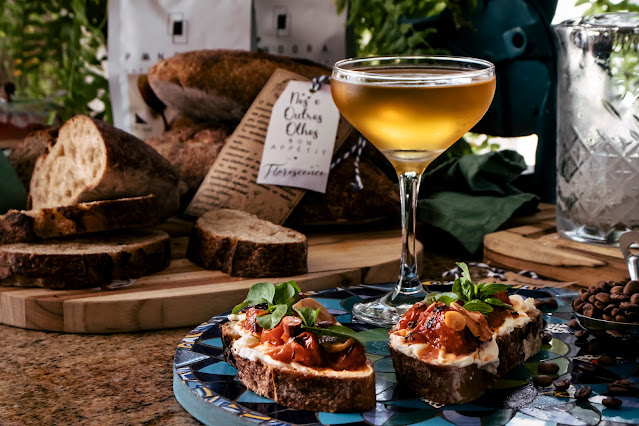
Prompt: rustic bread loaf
<box><xmin>221</xmin><ymin>321</ymin><xmax>376</xmax><ymax>413</ymax></box>
<box><xmin>186</xmin><ymin>208</ymin><xmax>307</xmax><ymax>277</ymax></box>
<box><xmin>147</xmin><ymin>49</ymin><xmax>330</xmax><ymax>123</ymax></box>
<box><xmin>389</xmin><ymin>308</ymin><xmax>544</xmax><ymax>405</ymax></box>
<box><xmin>28</xmin><ymin>115</ymin><xmax>181</xmax><ymax>219</ymax></box>
<box><xmin>145</xmin><ymin>122</ymin><xmax>231</xmax><ymax>204</ymax></box>
<box><xmin>7</xmin><ymin>126</ymin><xmax>58</xmax><ymax>189</ymax></box>
<box><xmin>0</xmin><ymin>195</ymin><xmax>159</xmax><ymax>244</ymax></box>
<box><xmin>0</xmin><ymin>228</ymin><xmax>170</xmax><ymax>289</ymax></box>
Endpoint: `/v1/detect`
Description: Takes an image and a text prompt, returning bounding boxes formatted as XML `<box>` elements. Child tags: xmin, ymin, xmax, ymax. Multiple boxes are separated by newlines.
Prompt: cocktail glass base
<box><xmin>351</xmin><ymin>286</ymin><xmax>426</xmax><ymax>328</ymax></box>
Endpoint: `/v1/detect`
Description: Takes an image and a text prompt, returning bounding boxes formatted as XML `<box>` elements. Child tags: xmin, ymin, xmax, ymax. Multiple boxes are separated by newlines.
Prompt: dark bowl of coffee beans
<box><xmin>572</xmin><ymin>279</ymin><xmax>639</xmax><ymax>338</ymax></box>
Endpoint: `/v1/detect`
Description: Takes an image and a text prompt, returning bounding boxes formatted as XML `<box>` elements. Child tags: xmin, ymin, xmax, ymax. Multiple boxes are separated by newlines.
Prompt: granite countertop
<box><xmin>0</xmin><ymin>324</ymin><xmax>200</xmax><ymax>425</ymax></box>
<box><xmin>0</xmin><ymin>250</ymin><xmax>464</xmax><ymax>425</ymax></box>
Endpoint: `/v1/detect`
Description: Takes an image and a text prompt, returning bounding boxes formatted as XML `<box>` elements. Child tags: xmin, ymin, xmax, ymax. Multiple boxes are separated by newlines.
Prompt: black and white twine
<box><xmin>310</xmin><ymin>74</ymin><xmax>366</xmax><ymax>191</ymax></box>
<box><xmin>442</xmin><ymin>262</ymin><xmax>539</xmax><ymax>282</ymax></box>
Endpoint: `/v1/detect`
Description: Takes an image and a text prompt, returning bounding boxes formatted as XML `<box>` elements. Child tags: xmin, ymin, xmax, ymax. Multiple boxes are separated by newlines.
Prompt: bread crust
<box><xmin>221</xmin><ymin>322</ymin><xmax>376</xmax><ymax>413</ymax></box>
<box><xmin>29</xmin><ymin>116</ymin><xmax>181</xmax><ymax>219</ymax></box>
<box><xmin>147</xmin><ymin>49</ymin><xmax>329</xmax><ymax>123</ymax></box>
<box><xmin>7</xmin><ymin>126</ymin><xmax>58</xmax><ymax>189</ymax></box>
<box><xmin>0</xmin><ymin>228</ymin><xmax>171</xmax><ymax>289</ymax></box>
<box><xmin>390</xmin><ymin>308</ymin><xmax>544</xmax><ymax>405</ymax></box>
<box><xmin>0</xmin><ymin>195</ymin><xmax>159</xmax><ymax>244</ymax></box>
<box><xmin>186</xmin><ymin>209</ymin><xmax>308</xmax><ymax>278</ymax></box>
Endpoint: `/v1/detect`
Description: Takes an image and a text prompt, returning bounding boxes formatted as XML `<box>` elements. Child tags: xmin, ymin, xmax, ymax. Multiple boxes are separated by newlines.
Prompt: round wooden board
<box><xmin>0</xmin><ymin>229</ymin><xmax>419</xmax><ymax>333</ymax></box>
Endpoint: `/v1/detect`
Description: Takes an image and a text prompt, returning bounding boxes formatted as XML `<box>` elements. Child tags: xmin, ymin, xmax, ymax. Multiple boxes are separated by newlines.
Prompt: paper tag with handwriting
<box><xmin>257</xmin><ymin>81</ymin><xmax>339</xmax><ymax>193</ymax></box>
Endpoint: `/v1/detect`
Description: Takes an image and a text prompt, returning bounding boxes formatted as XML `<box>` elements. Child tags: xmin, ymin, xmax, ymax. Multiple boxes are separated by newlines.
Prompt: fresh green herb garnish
<box><xmin>424</xmin><ymin>262</ymin><xmax>514</xmax><ymax>316</ymax></box>
<box><xmin>232</xmin><ymin>281</ymin><xmax>386</xmax><ymax>345</ymax></box>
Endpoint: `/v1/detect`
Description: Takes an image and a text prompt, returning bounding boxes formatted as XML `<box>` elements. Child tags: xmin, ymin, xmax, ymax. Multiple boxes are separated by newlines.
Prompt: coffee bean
<box><xmin>574</xmin><ymin>329</ymin><xmax>589</xmax><ymax>339</ymax></box>
<box><xmin>594</xmin><ymin>301</ymin><xmax>606</xmax><ymax>310</ymax></box>
<box><xmin>621</xmin><ymin>302</ymin><xmax>639</xmax><ymax>312</ymax></box>
<box><xmin>577</xmin><ymin>361</ymin><xmax>597</xmax><ymax>373</ymax></box>
<box><xmin>631</xmin><ymin>293</ymin><xmax>639</xmax><ymax>304</ymax></box>
<box><xmin>588</xmin><ymin>295</ymin><xmax>597</xmax><ymax>304</ymax></box>
<box><xmin>533</xmin><ymin>375</ymin><xmax>553</xmax><ymax>387</ymax></box>
<box><xmin>624</xmin><ymin>280</ymin><xmax>639</xmax><ymax>295</ymax></box>
<box><xmin>541</xmin><ymin>332</ymin><xmax>552</xmax><ymax>344</ymax></box>
<box><xmin>595</xmin><ymin>293</ymin><xmax>611</xmax><ymax>304</ymax></box>
<box><xmin>575</xmin><ymin>386</ymin><xmax>592</xmax><ymax>400</ymax></box>
<box><xmin>607</xmin><ymin>383</ymin><xmax>632</xmax><ymax>395</ymax></box>
<box><xmin>604</xmin><ymin>304</ymin><xmax>616</xmax><ymax>314</ymax></box>
<box><xmin>568</xmin><ymin>319</ymin><xmax>580</xmax><ymax>329</ymax></box>
<box><xmin>538</xmin><ymin>362</ymin><xmax>560</xmax><ymax>374</ymax></box>
<box><xmin>553</xmin><ymin>379</ymin><xmax>571</xmax><ymax>392</ymax></box>
<box><xmin>602</xmin><ymin>397</ymin><xmax>622</xmax><ymax>409</ymax></box>
<box><xmin>535</xmin><ymin>298</ymin><xmax>559</xmax><ymax>309</ymax></box>
<box><xmin>610</xmin><ymin>285</ymin><xmax>624</xmax><ymax>294</ymax></box>
<box><xmin>611</xmin><ymin>292</ymin><xmax>629</xmax><ymax>302</ymax></box>
<box><xmin>611</xmin><ymin>308</ymin><xmax>620</xmax><ymax>317</ymax></box>
<box><xmin>598</xmin><ymin>355</ymin><xmax>616</xmax><ymax>366</ymax></box>
<box><xmin>580</xmin><ymin>292</ymin><xmax>590</xmax><ymax>302</ymax></box>
<box><xmin>615</xmin><ymin>315</ymin><xmax>628</xmax><ymax>323</ymax></box>
<box><xmin>603</xmin><ymin>314</ymin><xmax>615</xmax><ymax>321</ymax></box>
<box><xmin>597</xmin><ymin>280</ymin><xmax>612</xmax><ymax>291</ymax></box>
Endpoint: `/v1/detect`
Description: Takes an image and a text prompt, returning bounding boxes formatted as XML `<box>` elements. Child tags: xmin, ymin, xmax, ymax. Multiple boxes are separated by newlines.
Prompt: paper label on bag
<box><xmin>185</xmin><ymin>68</ymin><xmax>353</xmax><ymax>224</ymax></box>
<box><xmin>257</xmin><ymin>81</ymin><xmax>339</xmax><ymax>193</ymax></box>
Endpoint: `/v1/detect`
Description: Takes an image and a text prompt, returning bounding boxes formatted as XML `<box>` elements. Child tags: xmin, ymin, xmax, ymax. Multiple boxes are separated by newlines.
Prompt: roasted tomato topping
<box><xmin>260</xmin><ymin>316</ymin><xmax>302</xmax><ymax>345</ymax></box>
<box><xmin>394</xmin><ymin>302</ymin><xmax>493</xmax><ymax>358</ymax></box>
<box><xmin>486</xmin><ymin>291</ymin><xmax>514</xmax><ymax>330</ymax></box>
<box><xmin>266</xmin><ymin>331</ymin><xmax>324</xmax><ymax>367</ymax></box>
<box><xmin>241</xmin><ymin>307</ymin><xmax>267</xmax><ymax>334</ymax></box>
<box><xmin>326</xmin><ymin>342</ymin><xmax>367</xmax><ymax>371</ymax></box>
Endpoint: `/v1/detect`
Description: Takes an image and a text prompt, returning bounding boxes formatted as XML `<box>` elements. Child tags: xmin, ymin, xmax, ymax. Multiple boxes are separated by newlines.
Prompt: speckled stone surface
<box><xmin>0</xmin><ymin>325</ymin><xmax>201</xmax><ymax>425</ymax></box>
<box><xmin>0</xmin><ymin>249</ymin><xmax>471</xmax><ymax>425</ymax></box>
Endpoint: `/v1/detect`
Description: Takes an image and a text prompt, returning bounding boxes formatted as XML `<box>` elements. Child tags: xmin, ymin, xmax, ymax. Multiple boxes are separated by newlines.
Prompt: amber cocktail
<box><xmin>331</xmin><ymin>56</ymin><xmax>496</xmax><ymax>326</ymax></box>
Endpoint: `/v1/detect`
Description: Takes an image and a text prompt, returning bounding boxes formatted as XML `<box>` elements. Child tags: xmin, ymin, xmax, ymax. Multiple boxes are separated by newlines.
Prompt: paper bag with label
<box><xmin>185</xmin><ymin>69</ymin><xmax>352</xmax><ymax>224</ymax></box>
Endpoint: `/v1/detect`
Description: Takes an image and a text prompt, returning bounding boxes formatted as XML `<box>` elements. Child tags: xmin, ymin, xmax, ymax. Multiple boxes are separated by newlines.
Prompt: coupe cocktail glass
<box><xmin>331</xmin><ymin>55</ymin><xmax>496</xmax><ymax>327</ymax></box>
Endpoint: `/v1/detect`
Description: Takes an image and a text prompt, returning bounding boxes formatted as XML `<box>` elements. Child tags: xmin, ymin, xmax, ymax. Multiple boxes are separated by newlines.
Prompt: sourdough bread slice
<box><xmin>0</xmin><ymin>228</ymin><xmax>170</xmax><ymax>289</ymax></box>
<box><xmin>221</xmin><ymin>322</ymin><xmax>376</xmax><ymax>413</ymax></box>
<box><xmin>389</xmin><ymin>307</ymin><xmax>543</xmax><ymax>405</ymax></box>
<box><xmin>28</xmin><ymin>115</ymin><xmax>181</xmax><ymax>218</ymax></box>
<box><xmin>0</xmin><ymin>195</ymin><xmax>159</xmax><ymax>244</ymax></box>
<box><xmin>187</xmin><ymin>208</ymin><xmax>307</xmax><ymax>277</ymax></box>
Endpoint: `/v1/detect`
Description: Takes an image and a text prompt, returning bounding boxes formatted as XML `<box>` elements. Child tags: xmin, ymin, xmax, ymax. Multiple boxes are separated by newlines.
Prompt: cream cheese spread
<box><xmin>389</xmin><ymin>295</ymin><xmax>537</xmax><ymax>373</ymax></box>
<box><xmin>227</xmin><ymin>314</ymin><xmax>373</xmax><ymax>378</ymax></box>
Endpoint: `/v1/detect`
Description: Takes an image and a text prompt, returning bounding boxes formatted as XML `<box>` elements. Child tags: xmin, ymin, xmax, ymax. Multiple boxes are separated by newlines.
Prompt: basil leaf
<box><xmin>256</xmin><ymin>304</ymin><xmax>288</xmax><ymax>329</ymax></box>
<box><xmin>456</xmin><ymin>262</ymin><xmax>472</xmax><ymax>285</ymax></box>
<box><xmin>232</xmin><ymin>300</ymin><xmax>249</xmax><ymax>315</ymax></box>
<box><xmin>303</xmin><ymin>325</ymin><xmax>366</xmax><ymax>346</ymax></box>
<box><xmin>284</xmin><ymin>280</ymin><xmax>302</xmax><ymax>296</ymax></box>
<box><xmin>461</xmin><ymin>280</ymin><xmax>475</xmax><ymax>303</ymax></box>
<box><xmin>437</xmin><ymin>292</ymin><xmax>459</xmax><ymax>306</ymax></box>
<box><xmin>462</xmin><ymin>300</ymin><xmax>494</xmax><ymax>315</ymax></box>
<box><xmin>245</xmin><ymin>282</ymin><xmax>275</xmax><ymax>306</ymax></box>
<box><xmin>479</xmin><ymin>283</ymin><xmax>511</xmax><ymax>298</ymax></box>
<box><xmin>484</xmin><ymin>297</ymin><xmax>515</xmax><ymax>311</ymax></box>
<box><xmin>452</xmin><ymin>278</ymin><xmax>464</xmax><ymax>301</ymax></box>
<box><xmin>273</xmin><ymin>282</ymin><xmax>296</xmax><ymax>305</ymax></box>
<box><xmin>424</xmin><ymin>292</ymin><xmax>441</xmax><ymax>305</ymax></box>
<box><xmin>294</xmin><ymin>307</ymin><xmax>319</xmax><ymax>327</ymax></box>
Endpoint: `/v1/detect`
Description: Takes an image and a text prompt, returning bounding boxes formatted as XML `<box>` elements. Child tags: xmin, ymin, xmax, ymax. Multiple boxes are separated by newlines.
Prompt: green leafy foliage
<box><xmin>0</xmin><ymin>0</ymin><xmax>110</xmax><ymax>123</ymax></box>
<box><xmin>336</xmin><ymin>0</ymin><xmax>477</xmax><ymax>56</ymax></box>
<box><xmin>426</xmin><ymin>262</ymin><xmax>514</xmax><ymax>316</ymax></box>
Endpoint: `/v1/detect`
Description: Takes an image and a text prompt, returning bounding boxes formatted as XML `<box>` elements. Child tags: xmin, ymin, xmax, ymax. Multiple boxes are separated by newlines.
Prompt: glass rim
<box><xmin>332</xmin><ymin>55</ymin><xmax>495</xmax><ymax>82</ymax></box>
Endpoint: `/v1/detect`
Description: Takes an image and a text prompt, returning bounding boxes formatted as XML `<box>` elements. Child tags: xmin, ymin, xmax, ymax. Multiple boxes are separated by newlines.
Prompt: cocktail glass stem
<box><xmin>351</xmin><ymin>170</ymin><xmax>428</xmax><ymax>327</ymax></box>
<box><xmin>391</xmin><ymin>171</ymin><xmax>426</xmax><ymax>300</ymax></box>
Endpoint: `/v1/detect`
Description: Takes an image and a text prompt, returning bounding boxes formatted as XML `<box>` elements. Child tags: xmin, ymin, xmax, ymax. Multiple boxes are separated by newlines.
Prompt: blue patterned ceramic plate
<box><xmin>173</xmin><ymin>283</ymin><xmax>639</xmax><ymax>425</ymax></box>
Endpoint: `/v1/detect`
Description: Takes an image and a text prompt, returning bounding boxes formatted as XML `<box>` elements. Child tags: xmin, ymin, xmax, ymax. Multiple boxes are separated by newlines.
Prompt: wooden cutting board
<box><xmin>483</xmin><ymin>204</ymin><xmax>630</xmax><ymax>287</ymax></box>
<box><xmin>0</xmin><ymin>222</ymin><xmax>417</xmax><ymax>334</ymax></box>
